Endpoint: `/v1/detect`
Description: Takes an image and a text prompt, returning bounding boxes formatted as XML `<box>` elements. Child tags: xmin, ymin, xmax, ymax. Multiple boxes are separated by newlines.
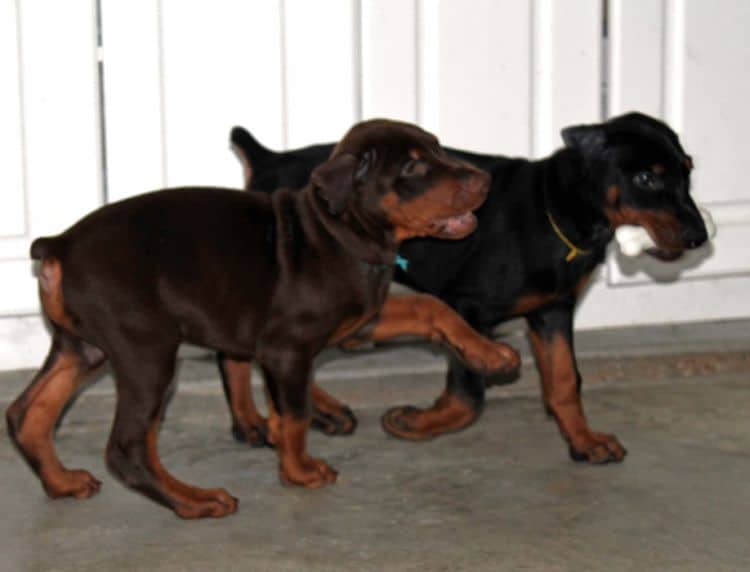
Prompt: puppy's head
<box><xmin>563</xmin><ymin>112</ymin><xmax>707</xmax><ymax>261</ymax></box>
<box><xmin>311</xmin><ymin>119</ymin><xmax>490</xmax><ymax>241</ymax></box>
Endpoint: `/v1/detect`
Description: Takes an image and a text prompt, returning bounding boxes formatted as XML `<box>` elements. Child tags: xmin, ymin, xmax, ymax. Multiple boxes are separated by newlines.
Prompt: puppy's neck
<box><xmin>302</xmin><ymin>186</ymin><xmax>398</xmax><ymax>266</ymax></box>
<box><xmin>543</xmin><ymin>148</ymin><xmax>614</xmax><ymax>254</ymax></box>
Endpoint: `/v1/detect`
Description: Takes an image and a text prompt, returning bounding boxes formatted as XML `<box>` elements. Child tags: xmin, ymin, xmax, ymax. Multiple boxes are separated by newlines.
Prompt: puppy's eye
<box><xmin>401</xmin><ymin>158</ymin><xmax>428</xmax><ymax>178</ymax></box>
<box><xmin>355</xmin><ymin>149</ymin><xmax>376</xmax><ymax>181</ymax></box>
<box><xmin>632</xmin><ymin>171</ymin><xmax>664</xmax><ymax>191</ymax></box>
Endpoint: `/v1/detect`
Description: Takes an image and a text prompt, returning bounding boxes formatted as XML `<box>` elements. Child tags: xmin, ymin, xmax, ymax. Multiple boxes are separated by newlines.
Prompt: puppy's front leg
<box><xmin>527</xmin><ymin>304</ymin><xmax>627</xmax><ymax>463</ymax></box>
<box><xmin>259</xmin><ymin>347</ymin><xmax>338</xmax><ymax>488</ymax></box>
<box><xmin>362</xmin><ymin>294</ymin><xmax>520</xmax><ymax>375</ymax></box>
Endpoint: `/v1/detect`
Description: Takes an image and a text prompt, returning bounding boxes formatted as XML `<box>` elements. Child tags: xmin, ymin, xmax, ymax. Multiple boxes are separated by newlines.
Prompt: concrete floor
<box><xmin>1</xmin><ymin>320</ymin><xmax>749</xmax><ymax>571</ymax></box>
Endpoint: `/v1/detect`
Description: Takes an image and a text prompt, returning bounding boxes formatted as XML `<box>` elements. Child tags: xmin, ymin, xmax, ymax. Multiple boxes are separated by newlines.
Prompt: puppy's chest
<box><xmin>328</xmin><ymin>263</ymin><xmax>392</xmax><ymax>344</ymax></box>
<box><xmin>507</xmin><ymin>256</ymin><xmax>598</xmax><ymax>315</ymax></box>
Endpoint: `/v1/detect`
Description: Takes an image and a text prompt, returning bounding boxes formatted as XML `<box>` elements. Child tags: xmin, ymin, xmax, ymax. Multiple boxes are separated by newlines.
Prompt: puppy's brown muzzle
<box><xmin>426</xmin><ymin>166</ymin><xmax>489</xmax><ymax>240</ymax></box>
<box><xmin>454</xmin><ymin>168</ymin><xmax>490</xmax><ymax>211</ymax></box>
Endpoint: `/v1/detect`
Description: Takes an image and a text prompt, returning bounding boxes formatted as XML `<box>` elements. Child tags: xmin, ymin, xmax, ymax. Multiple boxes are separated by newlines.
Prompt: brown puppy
<box><xmin>6</xmin><ymin>119</ymin><xmax>519</xmax><ymax>519</ymax></box>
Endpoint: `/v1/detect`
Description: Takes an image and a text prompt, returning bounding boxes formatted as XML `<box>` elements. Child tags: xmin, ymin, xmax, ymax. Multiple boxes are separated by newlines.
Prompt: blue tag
<box><xmin>395</xmin><ymin>254</ymin><xmax>409</xmax><ymax>272</ymax></box>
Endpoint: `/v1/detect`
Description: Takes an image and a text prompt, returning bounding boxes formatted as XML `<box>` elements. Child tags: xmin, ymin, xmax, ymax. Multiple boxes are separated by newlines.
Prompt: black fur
<box><xmin>230</xmin><ymin>112</ymin><xmax>707</xmax><ymax>461</ymax></box>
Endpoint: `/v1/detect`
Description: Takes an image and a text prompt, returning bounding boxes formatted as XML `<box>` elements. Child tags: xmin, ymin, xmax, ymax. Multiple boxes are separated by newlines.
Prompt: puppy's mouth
<box><xmin>640</xmin><ymin>225</ymin><xmax>688</xmax><ymax>262</ymax></box>
<box><xmin>430</xmin><ymin>211</ymin><xmax>478</xmax><ymax>239</ymax></box>
<box><xmin>645</xmin><ymin>247</ymin><xmax>684</xmax><ymax>262</ymax></box>
<box><xmin>416</xmin><ymin>175</ymin><xmax>488</xmax><ymax>240</ymax></box>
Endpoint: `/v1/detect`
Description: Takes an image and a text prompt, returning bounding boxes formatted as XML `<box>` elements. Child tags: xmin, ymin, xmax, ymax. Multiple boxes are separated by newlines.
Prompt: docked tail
<box><xmin>230</xmin><ymin>126</ymin><xmax>275</xmax><ymax>188</ymax></box>
<box><xmin>30</xmin><ymin>236</ymin><xmax>65</xmax><ymax>261</ymax></box>
<box><xmin>230</xmin><ymin>126</ymin><xmax>273</xmax><ymax>163</ymax></box>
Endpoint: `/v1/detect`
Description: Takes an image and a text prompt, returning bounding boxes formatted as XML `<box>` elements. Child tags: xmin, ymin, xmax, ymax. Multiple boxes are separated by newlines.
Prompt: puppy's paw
<box><xmin>279</xmin><ymin>456</ymin><xmax>338</xmax><ymax>489</ymax></box>
<box><xmin>174</xmin><ymin>488</ymin><xmax>239</xmax><ymax>519</ymax></box>
<box><xmin>43</xmin><ymin>469</ymin><xmax>101</xmax><ymax>500</ymax></box>
<box><xmin>569</xmin><ymin>431</ymin><xmax>627</xmax><ymax>464</ymax></box>
<box><xmin>381</xmin><ymin>393</ymin><xmax>478</xmax><ymax>440</ymax></box>
<box><xmin>312</xmin><ymin>405</ymin><xmax>358</xmax><ymax>436</ymax></box>
<box><xmin>231</xmin><ymin>420</ymin><xmax>270</xmax><ymax>448</ymax></box>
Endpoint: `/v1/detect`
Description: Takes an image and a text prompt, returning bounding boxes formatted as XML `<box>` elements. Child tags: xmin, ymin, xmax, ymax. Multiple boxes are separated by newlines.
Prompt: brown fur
<box><xmin>8</xmin><ymin>119</ymin><xmax>516</xmax><ymax>518</ymax></box>
<box><xmin>38</xmin><ymin>259</ymin><xmax>76</xmax><ymax>332</ymax></box>
<box><xmin>381</xmin><ymin>391</ymin><xmax>478</xmax><ymax>440</ymax></box>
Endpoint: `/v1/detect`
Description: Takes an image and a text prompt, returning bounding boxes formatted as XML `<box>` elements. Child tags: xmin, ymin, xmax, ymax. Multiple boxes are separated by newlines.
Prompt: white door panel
<box><xmin>682</xmin><ymin>0</ymin><xmax>750</xmax><ymax>205</ymax></box>
<box><xmin>532</xmin><ymin>0</ymin><xmax>602</xmax><ymax>157</ymax></box>
<box><xmin>0</xmin><ymin>0</ymin><xmax>26</xmax><ymax>239</ymax></box>
<box><xmin>160</xmin><ymin>0</ymin><xmax>285</xmax><ymax>189</ymax></box>
<box><xmin>606</xmin><ymin>0</ymin><xmax>750</xmax><ymax>294</ymax></box>
<box><xmin>99</xmin><ymin>0</ymin><xmax>165</xmax><ymax>201</ymax></box>
<box><xmin>0</xmin><ymin>0</ymin><xmax>102</xmax><ymax>322</ymax></box>
<box><xmin>19</xmin><ymin>0</ymin><xmax>103</xmax><ymax>237</ymax></box>
<box><xmin>361</xmin><ymin>0</ymin><xmax>418</xmax><ymax>123</ymax></box>
<box><xmin>283</xmin><ymin>0</ymin><xmax>359</xmax><ymax>147</ymax></box>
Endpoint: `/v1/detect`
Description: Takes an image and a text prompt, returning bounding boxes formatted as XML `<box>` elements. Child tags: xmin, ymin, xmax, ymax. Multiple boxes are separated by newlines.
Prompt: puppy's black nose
<box><xmin>682</xmin><ymin>227</ymin><xmax>708</xmax><ymax>249</ymax></box>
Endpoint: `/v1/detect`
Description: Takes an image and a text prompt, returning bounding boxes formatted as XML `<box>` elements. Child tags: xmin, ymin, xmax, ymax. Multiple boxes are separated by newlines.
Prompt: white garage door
<box><xmin>1</xmin><ymin>0</ymin><xmax>748</xmax><ymax>369</ymax></box>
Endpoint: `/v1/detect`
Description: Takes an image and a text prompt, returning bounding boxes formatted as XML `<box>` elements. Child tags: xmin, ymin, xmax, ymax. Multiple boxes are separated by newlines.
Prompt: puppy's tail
<box><xmin>30</xmin><ymin>236</ymin><xmax>65</xmax><ymax>261</ymax></box>
<box><xmin>230</xmin><ymin>126</ymin><xmax>273</xmax><ymax>164</ymax></box>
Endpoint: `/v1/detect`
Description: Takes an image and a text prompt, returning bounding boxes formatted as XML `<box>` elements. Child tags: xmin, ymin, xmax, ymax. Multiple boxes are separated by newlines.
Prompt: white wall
<box><xmin>1</xmin><ymin>0</ymin><xmax>749</xmax><ymax>370</ymax></box>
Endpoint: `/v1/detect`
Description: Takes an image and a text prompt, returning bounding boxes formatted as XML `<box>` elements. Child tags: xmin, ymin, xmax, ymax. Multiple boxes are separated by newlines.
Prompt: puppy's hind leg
<box><xmin>105</xmin><ymin>339</ymin><xmax>238</xmax><ymax>519</ymax></box>
<box><xmin>218</xmin><ymin>354</ymin><xmax>356</xmax><ymax>445</ymax></box>
<box><xmin>6</xmin><ymin>328</ymin><xmax>106</xmax><ymax>499</ymax></box>
<box><xmin>309</xmin><ymin>383</ymin><xmax>358</xmax><ymax>436</ymax></box>
<box><xmin>217</xmin><ymin>354</ymin><xmax>269</xmax><ymax>447</ymax></box>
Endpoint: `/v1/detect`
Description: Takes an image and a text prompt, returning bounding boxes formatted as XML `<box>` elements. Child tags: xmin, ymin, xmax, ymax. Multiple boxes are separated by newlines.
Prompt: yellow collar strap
<box><xmin>546</xmin><ymin>210</ymin><xmax>589</xmax><ymax>262</ymax></box>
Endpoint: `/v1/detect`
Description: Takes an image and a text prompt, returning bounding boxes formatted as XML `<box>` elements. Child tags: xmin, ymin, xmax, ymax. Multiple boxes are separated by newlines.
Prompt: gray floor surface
<box><xmin>1</xmin><ymin>319</ymin><xmax>749</xmax><ymax>571</ymax></box>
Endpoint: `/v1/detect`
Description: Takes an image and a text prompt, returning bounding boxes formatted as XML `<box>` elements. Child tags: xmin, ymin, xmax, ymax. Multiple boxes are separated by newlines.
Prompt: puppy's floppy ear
<box><xmin>561</xmin><ymin>124</ymin><xmax>607</xmax><ymax>157</ymax></box>
<box><xmin>311</xmin><ymin>153</ymin><xmax>359</xmax><ymax>215</ymax></box>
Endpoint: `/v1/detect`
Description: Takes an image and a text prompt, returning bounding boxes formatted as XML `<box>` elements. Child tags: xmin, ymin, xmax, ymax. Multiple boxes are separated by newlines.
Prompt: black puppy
<box><xmin>225</xmin><ymin>112</ymin><xmax>708</xmax><ymax>464</ymax></box>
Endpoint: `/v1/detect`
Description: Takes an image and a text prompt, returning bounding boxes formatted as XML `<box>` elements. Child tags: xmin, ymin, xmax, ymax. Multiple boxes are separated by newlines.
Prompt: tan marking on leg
<box><xmin>367</xmin><ymin>295</ymin><xmax>519</xmax><ymax>375</ymax></box>
<box><xmin>276</xmin><ymin>415</ymin><xmax>337</xmax><ymax>488</ymax></box>
<box><xmin>310</xmin><ymin>384</ymin><xmax>346</xmax><ymax>413</ymax></box>
<box><xmin>223</xmin><ymin>358</ymin><xmax>268</xmax><ymax>444</ymax></box>
<box><xmin>547</xmin><ymin>334</ymin><xmax>590</xmax><ymax>438</ymax></box>
<box><xmin>265</xmin><ymin>394</ymin><xmax>282</xmax><ymax>447</ymax></box>
<box><xmin>12</xmin><ymin>353</ymin><xmax>101</xmax><ymax>499</ymax></box>
<box><xmin>381</xmin><ymin>391</ymin><xmax>478</xmax><ymax>440</ymax></box>
<box><xmin>530</xmin><ymin>332</ymin><xmax>627</xmax><ymax>463</ymax></box>
<box><xmin>509</xmin><ymin>292</ymin><xmax>557</xmax><ymax>316</ymax></box>
<box><xmin>527</xmin><ymin>329</ymin><xmax>552</xmax><ymax>408</ymax></box>
<box><xmin>144</xmin><ymin>417</ymin><xmax>238</xmax><ymax>519</ymax></box>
